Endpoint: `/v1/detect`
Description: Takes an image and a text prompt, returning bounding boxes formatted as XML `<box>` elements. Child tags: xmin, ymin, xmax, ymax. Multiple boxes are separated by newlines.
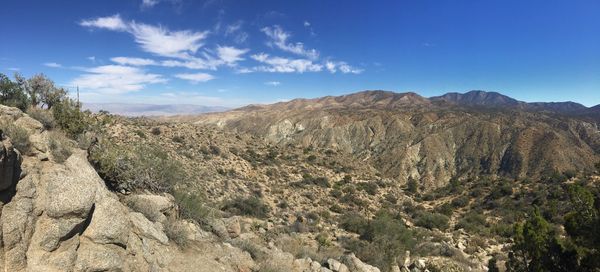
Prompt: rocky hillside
<box><xmin>0</xmin><ymin>105</ymin><xmax>398</xmax><ymax>272</ymax></box>
<box><xmin>191</xmin><ymin>90</ymin><xmax>600</xmax><ymax>188</ymax></box>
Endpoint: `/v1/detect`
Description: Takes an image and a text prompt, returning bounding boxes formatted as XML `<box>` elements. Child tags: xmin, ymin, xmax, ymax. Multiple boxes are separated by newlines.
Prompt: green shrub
<box><xmin>489</xmin><ymin>182</ymin><xmax>513</xmax><ymax>199</ymax></box>
<box><xmin>223</xmin><ymin>196</ymin><xmax>270</xmax><ymax>219</ymax></box>
<box><xmin>133</xmin><ymin>130</ymin><xmax>146</xmax><ymax>139</ymax></box>
<box><xmin>451</xmin><ymin>195</ymin><xmax>470</xmax><ymax>208</ymax></box>
<box><xmin>414</xmin><ymin>211</ymin><xmax>449</xmax><ymax>230</ymax></box>
<box><xmin>175</xmin><ymin>190</ymin><xmax>214</xmax><ymax>223</ymax></box>
<box><xmin>27</xmin><ymin>107</ymin><xmax>56</xmax><ymax>129</ymax></box>
<box><xmin>164</xmin><ymin>220</ymin><xmax>189</xmax><ymax>247</ymax></box>
<box><xmin>48</xmin><ymin>131</ymin><xmax>73</xmax><ymax>163</ymax></box>
<box><xmin>52</xmin><ymin>98</ymin><xmax>90</xmax><ymax>137</ymax></box>
<box><xmin>435</xmin><ymin>202</ymin><xmax>455</xmax><ymax>216</ymax></box>
<box><xmin>0</xmin><ymin>73</ymin><xmax>30</xmax><ymax>111</ymax></box>
<box><xmin>316</xmin><ymin>233</ymin><xmax>331</xmax><ymax>247</ymax></box>
<box><xmin>357</xmin><ymin>182</ymin><xmax>378</xmax><ymax>195</ymax></box>
<box><xmin>342</xmin><ymin>210</ymin><xmax>416</xmax><ymax>271</ymax></box>
<box><xmin>209</xmin><ymin>144</ymin><xmax>221</xmax><ymax>155</ymax></box>
<box><xmin>340</xmin><ymin>212</ymin><xmax>369</xmax><ymax>234</ymax></box>
<box><xmin>406</xmin><ymin>178</ymin><xmax>418</xmax><ymax>194</ymax></box>
<box><xmin>89</xmin><ymin>140</ymin><xmax>185</xmax><ymax>193</ymax></box>
<box><xmin>172</xmin><ymin>135</ymin><xmax>184</xmax><ymax>143</ymax></box>
<box><xmin>0</xmin><ymin>121</ymin><xmax>30</xmax><ymax>153</ymax></box>
<box><xmin>456</xmin><ymin>211</ymin><xmax>487</xmax><ymax>233</ymax></box>
<box><xmin>150</xmin><ymin>127</ymin><xmax>161</xmax><ymax>135</ymax></box>
<box><xmin>330</xmin><ymin>203</ymin><xmax>344</xmax><ymax>213</ymax></box>
<box><xmin>299</xmin><ymin>174</ymin><xmax>330</xmax><ymax>188</ymax></box>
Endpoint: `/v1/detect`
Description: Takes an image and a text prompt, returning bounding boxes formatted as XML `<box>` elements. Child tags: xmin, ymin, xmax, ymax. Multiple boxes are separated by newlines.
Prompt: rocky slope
<box><xmin>191</xmin><ymin>90</ymin><xmax>600</xmax><ymax>188</ymax></box>
<box><xmin>0</xmin><ymin>105</ymin><xmax>416</xmax><ymax>272</ymax></box>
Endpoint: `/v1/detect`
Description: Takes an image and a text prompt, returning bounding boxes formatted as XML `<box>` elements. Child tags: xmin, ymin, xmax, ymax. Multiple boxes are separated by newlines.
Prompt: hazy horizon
<box><xmin>1</xmin><ymin>0</ymin><xmax>599</xmax><ymax>107</ymax></box>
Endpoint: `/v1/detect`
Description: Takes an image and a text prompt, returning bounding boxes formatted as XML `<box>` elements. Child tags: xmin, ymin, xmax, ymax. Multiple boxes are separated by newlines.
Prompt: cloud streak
<box><xmin>249</xmin><ymin>53</ymin><xmax>322</xmax><ymax>73</ymax></box>
<box><xmin>71</xmin><ymin>65</ymin><xmax>166</xmax><ymax>94</ymax></box>
<box><xmin>175</xmin><ymin>72</ymin><xmax>215</xmax><ymax>83</ymax></box>
<box><xmin>261</xmin><ymin>25</ymin><xmax>319</xmax><ymax>60</ymax></box>
<box><xmin>43</xmin><ymin>62</ymin><xmax>62</xmax><ymax>68</ymax></box>
<box><xmin>81</xmin><ymin>14</ymin><xmax>208</xmax><ymax>59</ymax></box>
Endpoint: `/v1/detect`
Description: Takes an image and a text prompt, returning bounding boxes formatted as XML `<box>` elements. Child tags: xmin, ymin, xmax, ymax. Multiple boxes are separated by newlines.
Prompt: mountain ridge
<box><xmin>191</xmin><ymin>89</ymin><xmax>600</xmax><ymax>188</ymax></box>
<box><xmin>235</xmin><ymin>90</ymin><xmax>597</xmax><ymax>116</ymax></box>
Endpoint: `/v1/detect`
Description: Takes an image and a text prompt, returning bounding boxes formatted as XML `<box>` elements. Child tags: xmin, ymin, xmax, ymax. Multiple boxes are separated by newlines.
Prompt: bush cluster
<box><xmin>340</xmin><ymin>210</ymin><xmax>416</xmax><ymax>271</ymax></box>
<box><xmin>0</xmin><ymin>121</ymin><xmax>31</xmax><ymax>153</ymax></box>
<box><xmin>414</xmin><ymin>211</ymin><xmax>449</xmax><ymax>230</ymax></box>
<box><xmin>48</xmin><ymin>131</ymin><xmax>73</xmax><ymax>163</ymax></box>
<box><xmin>89</xmin><ymin>140</ymin><xmax>185</xmax><ymax>193</ymax></box>
<box><xmin>222</xmin><ymin>196</ymin><xmax>270</xmax><ymax>219</ymax></box>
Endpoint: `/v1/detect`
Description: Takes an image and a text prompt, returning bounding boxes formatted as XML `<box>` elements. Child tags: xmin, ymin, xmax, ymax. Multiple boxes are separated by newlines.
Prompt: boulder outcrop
<box><xmin>0</xmin><ymin>107</ymin><xmax>258</xmax><ymax>272</ymax></box>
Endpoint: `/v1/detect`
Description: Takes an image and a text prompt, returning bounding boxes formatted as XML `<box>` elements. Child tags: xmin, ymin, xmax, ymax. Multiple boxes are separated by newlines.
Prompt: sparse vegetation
<box><xmin>414</xmin><ymin>211</ymin><xmax>449</xmax><ymax>230</ymax></box>
<box><xmin>0</xmin><ymin>120</ymin><xmax>31</xmax><ymax>153</ymax></box>
<box><xmin>89</xmin><ymin>140</ymin><xmax>185</xmax><ymax>193</ymax></box>
<box><xmin>341</xmin><ymin>210</ymin><xmax>416</xmax><ymax>271</ymax></box>
<box><xmin>164</xmin><ymin>220</ymin><xmax>189</xmax><ymax>247</ymax></box>
<box><xmin>222</xmin><ymin>196</ymin><xmax>270</xmax><ymax>219</ymax></box>
<box><xmin>27</xmin><ymin>107</ymin><xmax>56</xmax><ymax>129</ymax></box>
<box><xmin>48</xmin><ymin>131</ymin><xmax>73</xmax><ymax>163</ymax></box>
<box><xmin>175</xmin><ymin>190</ymin><xmax>214</xmax><ymax>224</ymax></box>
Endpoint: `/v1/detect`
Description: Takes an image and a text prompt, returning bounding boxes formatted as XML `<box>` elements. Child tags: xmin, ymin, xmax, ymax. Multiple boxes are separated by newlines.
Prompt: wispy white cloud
<box><xmin>111</xmin><ymin>57</ymin><xmax>157</xmax><ymax>66</ymax></box>
<box><xmin>265</xmin><ymin>81</ymin><xmax>281</xmax><ymax>86</ymax></box>
<box><xmin>175</xmin><ymin>72</ymin><xmax>215</xmax><ymax>83</ymax></box>
<box><xmin>325</xmin><ymin>61</ymin><xmax>363</xmax><ymax>74</ymax></box>
<box><xmin>81</xmin><ymin>15</ymin><xmax>250</xmax><ymax>70</ymax></box>
<box><xmin>142</xmin><ymin>0</ymin><xmax>159</xmax><ymax>7</ymax></box>
<box><xmin>249</xmin><ymin>53</ymin><xmax>322</xmax><ymax>73</ymax></box>
<box><xmin>70</xmin><ymin>65</ymin><xmax>166</xmax><ymax>94</ymax></box>
<box><xmin>224</xmin><ymin>21</ymin><xmax>249</xmax><ymax>43</ymax></box>
<box><xmin>261</xmin><ymin>25</ymin><xmax>319</xmax><ymax>60</ymax></box>
<box><xmin>87</xmin><ymin>56</ymin><xmax>96</xmax><ymax>62</ymax></box>
<box><xmin>81</xmin><ymin>14</ymin><xmax>208</xmax><ymax>59</ymax></box>
<box><xmin>7</xmin><ymin>67</ymin><xmax>20</xmax><ymax>71</ymax></box>
<box><xmin>216</xmin><ymin>46</ymin><xmax>248</xmax><ymax>65</ymax></box>
<box><xmin>80</xmin><ymin>14</ymin><xmax>128</xmax><ymax>31</ymax></box>
<box><xmin>44</xmin><ymin>62</ymin><xmax>62</xmax><ymax>68</ymax></box>
<box><xmin>129</xmin><ymin>23</ymin><xmax>208</xmax><ymax>59</ymax></box>
<box><xmin>303</xmin><ymin>21</ymin><xmax>310</xmax><ymax>27</ymax></box>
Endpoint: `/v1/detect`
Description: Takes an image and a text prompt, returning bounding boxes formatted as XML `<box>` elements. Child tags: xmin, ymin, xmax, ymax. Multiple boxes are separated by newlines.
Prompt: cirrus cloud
<box><xmin>261</xmin><ymin>25</ymin><xmax>319</xmax><ymax>60</ymax></box>
<box><xmin>70</xmin><ymin>65</ymin><xmax>167</xmax><ymax>94</ymax></box>
<box><xmin>81</xmin><ymin>14</ymin><xmax>208</xmax><ymax>60</ymax></box>
<box><xmin>248</xmin><ymin>53</ymin><xmax>322</xmax><ymax>73</ymax></box>
<box><xmin>174</xmin><ymin>72</ymin><xmax>215</xmax><ymax>83</ymax></box>
<box><xmin>111</xmin><ymin>57</ymin><xmax>157</xmax><ymax>66</ymax></box>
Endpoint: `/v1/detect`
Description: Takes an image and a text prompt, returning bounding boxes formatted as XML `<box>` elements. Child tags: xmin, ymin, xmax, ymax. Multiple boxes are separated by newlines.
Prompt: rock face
<box><xmin>0</xmin><ymin>107</ymin><xmax>257</xmax><ymax>272</ymax></box>
<box><xmin>0</xmin><ymin>135</ymin><xmax>21</xmax><ymax>191</ymax></box>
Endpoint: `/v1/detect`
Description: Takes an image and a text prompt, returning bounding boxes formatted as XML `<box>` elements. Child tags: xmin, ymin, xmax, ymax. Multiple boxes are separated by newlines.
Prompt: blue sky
<box><xmin>1</xmin><ymin>0</ymin><xmax>599</xmax><ymax>107</ymax></box>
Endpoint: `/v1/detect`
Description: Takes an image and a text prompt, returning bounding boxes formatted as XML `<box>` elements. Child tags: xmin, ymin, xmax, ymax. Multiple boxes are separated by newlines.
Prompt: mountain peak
<box><xmin>431</xmin><ymin>90</ymin><xmax>521</xmax><ymax>107</ymax></box>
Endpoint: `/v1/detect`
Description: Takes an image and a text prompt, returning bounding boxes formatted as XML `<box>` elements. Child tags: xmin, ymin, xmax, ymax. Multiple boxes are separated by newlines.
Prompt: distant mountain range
<box><xmin>430</xmin><ymin>90</ymin><xmax>593</xmax><ymax>114</ymax></box>
<box><xmin>193</xmin><ymin>90</ymin><xmax>600</xmax><ymax>186</ymax></box>
<box><xmin>82</xmin><ymin>103</ymin><xmax>229</xmax><ymax>116</ymax></box>
<box><xmin>236</xmin><ymin>90</ymin><xmax>598</xmax><ymax>116</ymax></box>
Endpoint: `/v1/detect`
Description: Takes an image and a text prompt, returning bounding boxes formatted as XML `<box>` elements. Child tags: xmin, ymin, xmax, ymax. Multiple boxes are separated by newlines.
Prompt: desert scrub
<box><xmin>0</xmin><ymin>121</ymin><xmax>30</xmax><ymax>153</ymax></box>
<box><xmin>341</xmin><ymin>210</ymin><xmax>416</xmax><ymax>271</ymax></box>
<box><xmin>52</xmin><ymin>98</ymin><xmax>91</xmax><ymax>137</ymax></box>
<box><xmin>222</xmin><ymin>196</ymin><xmax>270</xmax><ymax>219</ymax></box>
<box><xmin>164</xmin><ymin>220</ymin><xmax>190</xmax><ymax>248</ymax></box>
<box><xmin>414</xmin><ymin>211</ymin><xmax>450</xmax><ymax>230</ymax></box>
<box><xmin>48</xmin><ymin>131</ymin><xmax>73</xmax><ymax>163</ymax></box>
<box><xmin>27</xmin><ymin>107</ymin><xmax>56</xmax><ymax>129</ymax></box>
<box><xmin>175</xmin><ymin>190</ymin><xmax>215</xmax><ymax>224</ymax></box>
<box><xmin>89</xmin><ymin>140</ymin><xmax>185</xmax><ymax>193</ymax></box>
